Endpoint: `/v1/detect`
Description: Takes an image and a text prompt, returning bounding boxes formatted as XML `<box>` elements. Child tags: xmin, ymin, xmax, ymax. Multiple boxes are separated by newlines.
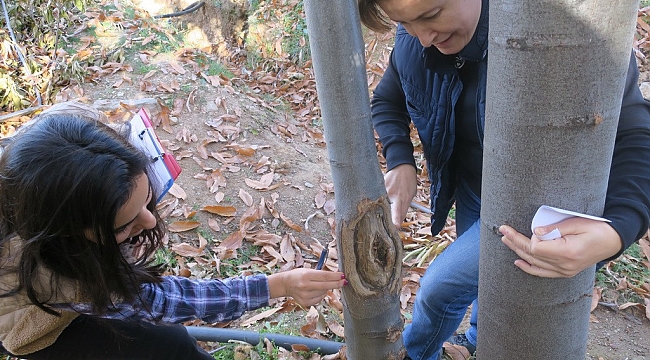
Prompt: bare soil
<box><xmin>67</xmin><ymin>2</ymin><xmax>650</xmax><ymax>357</ymax></box>
<box><xmin>78</xmin><ymin>66</ymin><xmax>650</xmax><ymax>358</ymax></box>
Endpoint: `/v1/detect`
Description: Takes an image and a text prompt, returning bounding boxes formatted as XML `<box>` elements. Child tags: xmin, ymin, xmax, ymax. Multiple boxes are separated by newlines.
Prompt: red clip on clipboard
<box><xmin>128</xmin><ymin>109</ymin><xmax>181</xmax><ymax>203</ymax></box>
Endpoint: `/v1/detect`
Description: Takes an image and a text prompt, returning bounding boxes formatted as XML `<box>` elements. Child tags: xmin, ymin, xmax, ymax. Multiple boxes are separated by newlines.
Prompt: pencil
<box><xmin>316</xmin><ymin>247</ymin><xmax>328</xmax><ymax>270</ymax></box>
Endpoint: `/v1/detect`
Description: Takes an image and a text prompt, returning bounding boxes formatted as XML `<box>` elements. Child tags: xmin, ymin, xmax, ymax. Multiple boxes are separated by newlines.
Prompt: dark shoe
<box><xmin>445</xmin><ymin>333</ymin><xmax>476</xmax><ymax>355</ymax></box>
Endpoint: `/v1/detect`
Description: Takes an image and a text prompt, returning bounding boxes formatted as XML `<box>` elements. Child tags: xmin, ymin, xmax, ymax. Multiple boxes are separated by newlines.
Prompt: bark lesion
<box><xmin>339</xmin><ymin>196</ymin><xmax>402</xmax><ymax>297</ymax></box>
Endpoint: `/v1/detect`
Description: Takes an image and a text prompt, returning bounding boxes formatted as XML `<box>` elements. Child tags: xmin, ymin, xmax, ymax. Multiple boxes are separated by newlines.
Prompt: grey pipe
<box><xmin>185</xmin><ymin>326</ymin><xmax>344</xmax><ymax>354</ymax></box>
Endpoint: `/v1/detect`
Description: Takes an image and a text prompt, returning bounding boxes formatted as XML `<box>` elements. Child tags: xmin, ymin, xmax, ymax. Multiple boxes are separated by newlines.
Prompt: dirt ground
<box><xmin>55</xmin><ymin>2</ymin><xmax>649</xmax><ymax>357</ymax></box>
<box><xmin>75</xmin><ymin>65</ymin><xmax>650</xmax><ymax>358</ymax></box>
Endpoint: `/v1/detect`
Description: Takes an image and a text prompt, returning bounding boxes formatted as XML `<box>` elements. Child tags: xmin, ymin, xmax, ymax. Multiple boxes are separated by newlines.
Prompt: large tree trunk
<box><xmin>478</xmin><ymin>0</ymin><xmax>638</xmax><ymax>358</ymax></box>
<box><xmin>303</xmin><ymin>1</ymin><xmax>405</xmax><ymax>359</ymax></box>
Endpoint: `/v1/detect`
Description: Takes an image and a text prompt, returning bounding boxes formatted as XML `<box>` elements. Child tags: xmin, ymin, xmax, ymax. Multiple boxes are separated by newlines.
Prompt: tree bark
<box><xmin>303</xmin><ymin>1</ymin><xmax>405</xmax><ymax>359</ymax></box>
<box><xmin>479</xmin><ymin>0</ymin><xmax>639</xmax><ymax>358</ymax></box>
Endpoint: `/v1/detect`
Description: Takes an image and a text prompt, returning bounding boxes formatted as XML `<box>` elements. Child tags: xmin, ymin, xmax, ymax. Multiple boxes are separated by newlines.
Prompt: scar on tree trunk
<box><xmin>338</xmin><ymin>196</ymin><xmax>402</xmax><ymax>298</ymax></box>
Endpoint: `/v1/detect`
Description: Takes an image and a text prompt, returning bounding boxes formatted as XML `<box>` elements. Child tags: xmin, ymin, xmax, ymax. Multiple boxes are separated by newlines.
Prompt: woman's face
<box><xmin>377</xmin><ymin>0</ymin><xmax>482</xmax><ymax>55</ymax></box>
<box><xmin>113</xmin><ymin>173</ymin><xmax>156</xmax><ymax>244</ymax></box>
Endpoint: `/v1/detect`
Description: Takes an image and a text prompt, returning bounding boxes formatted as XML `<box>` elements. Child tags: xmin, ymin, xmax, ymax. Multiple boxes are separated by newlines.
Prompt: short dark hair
<box><xmin>0</xmin><ymin>112</ymin><xmax>165</xmax><ymax>315</ymax></box>
<box><xmin>358</xmin><ymin>0</ymin><xmax>394</xmax><ymax>33</ymax></box>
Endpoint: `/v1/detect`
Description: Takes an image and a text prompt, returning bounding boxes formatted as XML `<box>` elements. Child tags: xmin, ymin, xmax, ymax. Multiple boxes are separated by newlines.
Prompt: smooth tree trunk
<box><xmin>479</xmin><ymin>0</ymin><xmax>639</xmax><ymax>358</ymax></box>
<box><xmin>303</xmin><ymin>1</ymin><xmax>405</xmax><ymax>359</ymax></box>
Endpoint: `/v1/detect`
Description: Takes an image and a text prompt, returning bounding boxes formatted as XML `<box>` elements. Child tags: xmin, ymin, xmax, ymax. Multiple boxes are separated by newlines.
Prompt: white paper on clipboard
<box><xmin>127</xmin><ymin>113</ymin><xmax>174</xmax><ymax>203</ymax></box>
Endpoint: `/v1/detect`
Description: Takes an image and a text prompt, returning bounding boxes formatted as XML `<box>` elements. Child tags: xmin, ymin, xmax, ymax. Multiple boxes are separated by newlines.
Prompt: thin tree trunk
<box><xmin>479</xmin><ymin>0</ymin><xmax>638</xmax><ymax>358</ymax></box>
<box><xmin>303</xmin><ymin>1</ymin><xmax>405</xmax><ymax>359</ymax></box>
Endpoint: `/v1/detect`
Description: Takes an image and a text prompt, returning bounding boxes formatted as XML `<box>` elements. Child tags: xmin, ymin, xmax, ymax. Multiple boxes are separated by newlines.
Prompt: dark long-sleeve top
<box><xmin>371</xmin><ymin>0</ymin><xmax>650</xmax><ymax>257</ymax></box>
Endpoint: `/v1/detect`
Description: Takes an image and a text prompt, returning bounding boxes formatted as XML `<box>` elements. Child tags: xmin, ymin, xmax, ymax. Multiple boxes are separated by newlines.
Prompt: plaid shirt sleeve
<box><xmin>99</xmin><ymin>274</ymin><xmax>270</xmax><ymax>323</ymax></box>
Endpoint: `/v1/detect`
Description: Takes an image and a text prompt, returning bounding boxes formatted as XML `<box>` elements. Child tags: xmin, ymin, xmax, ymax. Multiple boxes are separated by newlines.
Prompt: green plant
<box><xmin>245</xmin><ymin>0</ymin><xmax>312</xmax><ymax>67</ymax></box>
<box><xmin>133</xmin><ymin>62</ymin><xmax>158</xmax><ymax>75</ymax></box>
<box><xmin>0</xmin><ymin>0</ymin><xmax>90</xmax><ymax>110</ymax></box>
<box><xmin>218</xmin><ymin>244</ymin><xmax>263</xmax><ymax>277</ymax></box>
<box><xmin>153</xmin><ymin>247</ymin><xmax>178</xmax><ymax>269</ymax></box>
<box><xmin>259</xmin><ymin>319</ymin><xmax>300</xmax><ymax>337</ymax></box>
<box><xmin>210</xmin><ymin>341</ymin><xmax>286</xmax><ymax>360</ymax></box>
<box><xmin>206</xmin><ymin>62</ymin><xmax>232</xmax><ymax>78</ymax></box>
<box><xmin>277</xmin><ymin>1</ymin><xmax>309</xmax><ymax>63</ymax></box>
<box><xmin>211</xmin><ymin>345</ymin><xmax>235</xmax><ymax>359</ymax></box>
<box><xmin>254</xmin><ymin>340</ymin><xmax>281</xmax><ymax>360</ymax></box>
<box><xmin>197</xmin><ymin>228</ymin><xmax>214</xmax><ymax>243</ymax></box>
<box><xmin>595</xmin><ymin>243</ymin><xmax>650</xmax><ymax>304</ymax></box>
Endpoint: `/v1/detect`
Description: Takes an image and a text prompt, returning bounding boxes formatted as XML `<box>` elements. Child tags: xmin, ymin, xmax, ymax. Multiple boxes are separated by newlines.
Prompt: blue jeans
<box><xmin>403</xmin><ymin>180</ymin><xmax>480</xmax><ymax>360</ymax></box>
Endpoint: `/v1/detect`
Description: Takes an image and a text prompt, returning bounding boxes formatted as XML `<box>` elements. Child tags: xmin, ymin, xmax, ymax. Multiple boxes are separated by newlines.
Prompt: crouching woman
<box><xmin>0</xmin><ymin>104</ymin><xmax>345</xmax><ymax>359</ymax></box>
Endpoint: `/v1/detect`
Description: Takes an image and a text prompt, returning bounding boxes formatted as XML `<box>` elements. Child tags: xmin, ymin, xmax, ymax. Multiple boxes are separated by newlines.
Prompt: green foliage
<box><xmin>259</xmin><ymin>318</ymin><xmax>300</xmax><ymax>337</ymax></box>
<box><xmin>206</xmin><ymin>62</ymin><xmax>232</xmax><ymax>78</ymax></box>
<box><xmin>153</xmin><ymin>247</ymin><xmax>179</xmax><ymax>269</ymax></box>
<box><xmin>132</xmin><ymin>62</ymin><xmax>158</xmax><ymax>75</ymax></box>
<box><xmin>245</xmin><ymin>0</ymin><xmax>311</xmax><ymax>66</ymax></box>
<box><xmin>196</xmin><ymin>228</ymin><xmax>214</xmax><ymax>242</ymax></box>
<box><xmin>596</xmin><ymin>243</ymin><xmax>650</xmax><ymax>304</ymax></box>
<box><xmin>211</xmin><ymin>345</ymin><xmax>235</xmax><ymax>359</ymax></box>
<box><xmin>0</xmin><ymin>0</ymin><xmax>90</xmax><ymax>111</ymax></box>
<box><xmin>218</xmin><ymin>244</ymin><xmax>262</xmax><ymax>277</ymax></box>
<box><xmin>254</xmin><ymin>341</ymin><xmax>281</xmax><ymax>359</ymax></box>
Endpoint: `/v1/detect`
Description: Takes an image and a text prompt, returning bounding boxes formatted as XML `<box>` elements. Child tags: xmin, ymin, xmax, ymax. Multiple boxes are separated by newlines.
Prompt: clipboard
<box><xmin>127</xmin><ymin>109</ymin><xmax>181</xmax><ymax>203</ymax></box>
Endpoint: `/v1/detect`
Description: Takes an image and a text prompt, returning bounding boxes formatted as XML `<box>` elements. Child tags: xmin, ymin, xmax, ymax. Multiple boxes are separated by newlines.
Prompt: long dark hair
<box><xmin>0</xmin><ymin>112</ymin><xmax>165</xmax><ymax>315</ymax></box>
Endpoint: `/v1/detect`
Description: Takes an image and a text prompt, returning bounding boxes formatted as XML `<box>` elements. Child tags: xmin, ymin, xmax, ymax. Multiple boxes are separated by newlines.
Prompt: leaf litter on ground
<box><xmin>2</xmin><ymin>1</ymin><xmax>650</xmax><ymax>359</ymax></box>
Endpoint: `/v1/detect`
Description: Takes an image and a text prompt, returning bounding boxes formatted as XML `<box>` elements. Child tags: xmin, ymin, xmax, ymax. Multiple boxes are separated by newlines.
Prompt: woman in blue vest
<box><xmin>357</xmin><ymin>0</ymin><xmax>650</xmax><ymax>359</ymax></box>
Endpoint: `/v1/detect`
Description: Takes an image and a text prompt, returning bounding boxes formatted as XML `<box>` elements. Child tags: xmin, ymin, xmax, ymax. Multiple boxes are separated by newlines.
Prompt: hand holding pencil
<box><xmin>266</xmin><ymin>247</ymin><xmax>346</xmax><ymax>307</ymax></box>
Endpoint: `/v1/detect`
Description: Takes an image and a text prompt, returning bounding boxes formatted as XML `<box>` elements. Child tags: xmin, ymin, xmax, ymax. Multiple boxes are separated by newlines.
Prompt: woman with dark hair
<box><xmin>0</xmin><ymin>103</ymin><xmax>346</xmax><ymax>360</ymax></box>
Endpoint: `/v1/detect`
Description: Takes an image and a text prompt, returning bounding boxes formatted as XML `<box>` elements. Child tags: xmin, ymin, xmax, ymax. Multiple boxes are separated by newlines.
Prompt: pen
<box><xmin>316</xmin><ymin>247</ymin><xmax>328</xmax><ymax>270</ymax></box>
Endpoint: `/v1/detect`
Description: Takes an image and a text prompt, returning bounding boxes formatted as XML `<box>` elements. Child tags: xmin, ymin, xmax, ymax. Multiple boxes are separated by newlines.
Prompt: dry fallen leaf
<box><xmin>280</xmin><ymin>212</ymin><xmax>303</xmax><ymax>232</ymax></box>
<box><xmin>168</xmin><ymin>60</ymin><xmax>186</xmax><ymax>74</ymax></box>
<box><xmin>325</xmin><ymin>290</ymin><xmax>344</xmax><ymax>312</ymax></box>
<box><xmin>327</xmin><ymin>320</ymin><xmax>345</xmax><ymax>338</ymax></box>
<box><xmin>442</xmin><ymin>342</ymin><xmax>471</xmax><ymax>360</ymax></box>
<box><xmin>241</xmin><ymin>306</ymin><xmax>282</xmax><ymax>327</ymax></box>
<box><xmin>290</xmin><ymin>344</ymin><xmax>310</xmax><ymax>352</ymax></box>
<box><xmin>167</xmin><ymin>183</ymin><xmax>186</xmax><ymax>199</ymax></box>
<box><xmin>201</xmin><ymin>205</ymin><xmax>237</xmax><ymax>217</ymax></box>
<box><xmin>245</xmin><ymin>172</ymin><xmax>278</xmax><ymax>190</ymax></box>
<box><xmin>208</xmin><ymin>218</ymin><xmax>220</xmax><ymax>232</ymax></box>
<box><xmin>400</xmin><ymin>284</ymin><xmax>414</xmax><ymax>310</ymax></box>
<box><xmin>280</xmin><ymin>235</ymin><xmax>296</xmax><ymax>263</ymax></box>
<box><xmin>172</xmin><ymin>243</ymin><xmax>205</xmax><ymax>257</ymax></box>
<box><xmin>263</xmin><ymin>245</ymin><xmax>284</xmax><ymax>262</ymax></box>
<box><xmin>323</xmin><ymin>199</ymin><xmax>336</xmax><ymax>215</ymax></box>
<box><xmin>639</xmin><ymin>238</ymin><xmax>650</xmax><ymax>264</ymax></box>
<box><xmin>619</xmin><ymin>302</ymin><xmax>641</xmax><ymax>310</ymax></box>
<box><xmin>154</xmin><ymin>101</ymin><xmax>172</xmax><ymax>134</ymax></box>
<box><xmin>167</xmin><ymin>220</ymin><xmax>200</xmax><ymax>232</ymax></box>
<box><xmin>239</xmin><ymin>188</ymin><xmax>253</xmax><ymax>206</ymax></box>
<box><xmin>591</xmin><ymin>287</ymin><xmax>602</xmax><ymax>312</ymax></box>
<box><xmin>239</xmin><ymin>200</ymin><xmax>266</xmax><ymax>233</ymax></box>
<box><xmin>314</xmin><ymin>191</ymin><xmax>326</xmax><ymax>208</ymax></box>
<box><xmin>215</xmin><ymin>231</ymin><xmax>243</xmax><ymax>252</ymax></box>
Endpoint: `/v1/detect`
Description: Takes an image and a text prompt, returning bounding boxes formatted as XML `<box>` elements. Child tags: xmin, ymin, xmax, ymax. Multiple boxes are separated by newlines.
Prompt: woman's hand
<box><xmin>384</xmin><ymin>164</ymin><xmax>418</xmax><ymax>227</ymax></box>
<box><xmin>267</xmin><ymin>268</ymin><xmax>346</xmax><ymax>307</ymax></box>
<box><xmin>500</xmin><ymin>217</ymin><xmax>623</xmax><ymax>278</ymax></box>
